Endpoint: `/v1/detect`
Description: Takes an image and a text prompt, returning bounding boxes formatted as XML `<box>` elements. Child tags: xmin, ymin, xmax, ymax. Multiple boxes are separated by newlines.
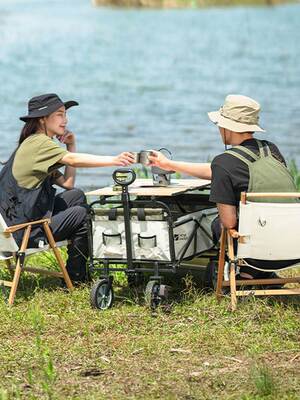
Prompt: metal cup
<box><xmin>138</xmin><ymin>150</ymin><xmax>152</xmax><ymax>165</ymax></box>
<box><xmin>131</xmin><ymin>152</ymin><xmax>139</xmax><ymax>164</ymax></box>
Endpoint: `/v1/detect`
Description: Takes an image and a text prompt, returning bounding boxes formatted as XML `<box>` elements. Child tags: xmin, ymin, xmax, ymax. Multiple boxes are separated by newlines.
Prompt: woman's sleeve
<box><xmin>33</xmin><ymin>137</ymin><xmax>69</xmax><ymax>174</ymax></box>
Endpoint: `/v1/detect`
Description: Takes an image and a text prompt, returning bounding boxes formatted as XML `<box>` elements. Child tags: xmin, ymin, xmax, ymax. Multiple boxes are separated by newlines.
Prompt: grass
<box><xmin>0</xmin><ymin>255</ymin><xmax>299</xmax><ymax>399</ymax></box>
<box><xmin>289</xmin><ymin>159</ymin><xmax>300</xmax><ymax>191</ymax></box>
<box><xmin>0</xmin><ymin>161</ymin><xmax>300</xmax><ymax>399</ymax></box>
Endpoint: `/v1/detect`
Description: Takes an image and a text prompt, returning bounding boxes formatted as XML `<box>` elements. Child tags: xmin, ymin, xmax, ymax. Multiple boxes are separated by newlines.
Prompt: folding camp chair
<box><xmin>0</xmin><ymin>213</ymin><xmax>73</xmax><ymax>305</ymax></box>
<box><xmin>216</xmin><ymin>192</ymin><xmax>300</xmax><ymax>310</ymax></box>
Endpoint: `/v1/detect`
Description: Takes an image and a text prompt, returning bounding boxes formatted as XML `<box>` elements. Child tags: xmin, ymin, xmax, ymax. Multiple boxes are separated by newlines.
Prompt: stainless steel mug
<box><xmin>138</xmin><ymin>150</ymin><xmax>152</xmax><ymax>165</ymax></box>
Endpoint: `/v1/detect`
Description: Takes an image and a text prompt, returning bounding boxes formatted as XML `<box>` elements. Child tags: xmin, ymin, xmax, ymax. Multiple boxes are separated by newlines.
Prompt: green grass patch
<box><xmin>0</xmin><ymin>257</ymin><xmax>299</xmax><ymax>399</ymax></box>
<box><xmin>1</xmin><ymin>160</ymin><xmax>300</xmax><ymax>398</ymax></box>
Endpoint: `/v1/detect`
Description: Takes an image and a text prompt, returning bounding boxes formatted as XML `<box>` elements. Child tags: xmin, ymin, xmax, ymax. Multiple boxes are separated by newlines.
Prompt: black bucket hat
<box><xmin>20</xmin><ymin>93</ymin><xmax>79</xmax><ymax>122</ymax></box>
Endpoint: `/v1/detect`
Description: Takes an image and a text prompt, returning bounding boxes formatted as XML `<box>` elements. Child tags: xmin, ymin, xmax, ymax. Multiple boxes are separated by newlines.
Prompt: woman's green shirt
<box><xmin>12</xmin><ymin>134</ymin><xmax>68</xmax><ymax>189</ymax></box>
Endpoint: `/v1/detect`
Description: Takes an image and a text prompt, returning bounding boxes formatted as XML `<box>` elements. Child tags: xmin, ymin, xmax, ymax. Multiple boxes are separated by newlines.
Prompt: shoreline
<box><xmin>91</xmin><ymin>0</ymin><xmax>296</xmax><ymax>8</ymax></box>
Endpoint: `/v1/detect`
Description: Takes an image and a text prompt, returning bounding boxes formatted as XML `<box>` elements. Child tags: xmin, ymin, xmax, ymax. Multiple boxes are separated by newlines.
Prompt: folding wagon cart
<box><xmin>86</xmin><ymin>169</ymin><xmax>218</xmax><ymax>310</ymax></box>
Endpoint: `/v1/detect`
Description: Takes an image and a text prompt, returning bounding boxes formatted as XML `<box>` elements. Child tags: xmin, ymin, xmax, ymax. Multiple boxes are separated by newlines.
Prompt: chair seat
<box><xmin>0</xmin><ymin>253</ymin><xmax>13</xmax><ymax>261</ymax></box>
<box><xmin>0</xmin><ymin>241</ymin><xmax>68</xmax><ymax>259</ymax></box>
<box><xmin>25</xmin><ymin>240</ymin><xmax>68</xmax><ymax>255</ymax></box>
<box><xmin>241</xmin><ymin>258</ymin><xmax>300</xmax><ymax>271</ymax></box>
<box><xmin>0</xmin><ymin>216</ymin><xmax>73</xmax><ymax>305</ymax></box>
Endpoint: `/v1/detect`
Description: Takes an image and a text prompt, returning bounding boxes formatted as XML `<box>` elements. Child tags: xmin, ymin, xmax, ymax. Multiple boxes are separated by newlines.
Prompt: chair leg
<box><xmin>43</xmin><ymin>222</ymin><xmax>74</xmax><ymax>290</ymax></box>
<box><xmin>229</xmin><ymin>262</ymin><xmax>237</xmax><ymax>311</ymax></box>
<box><xmin>216</xmin><ymin>228</ymin><xmax>226</xmax><ymax>301</ymax></box>
<box><xmin>227</xmin><ymin>232</ymin><xmax>237</xmax><ymax>311</ymax></box>
<box><xmin>8</xmin><ymin>226</ymin><xmax>31</xmax><ymax>306</ymax></box>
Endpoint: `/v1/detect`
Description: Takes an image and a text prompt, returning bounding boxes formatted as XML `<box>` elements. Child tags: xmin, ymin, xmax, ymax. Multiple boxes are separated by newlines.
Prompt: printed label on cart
<box><xmin>174</xmin><ymin>233</ymin><xmax>188</xmax><ymax>241</ymax></box>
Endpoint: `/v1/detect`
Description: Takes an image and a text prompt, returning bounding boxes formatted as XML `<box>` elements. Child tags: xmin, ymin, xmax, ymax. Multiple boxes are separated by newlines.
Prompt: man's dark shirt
<box><xmin>209</xmin><ymin>138</ymin><xmax>286</xmax><ymax>207</ymax></box>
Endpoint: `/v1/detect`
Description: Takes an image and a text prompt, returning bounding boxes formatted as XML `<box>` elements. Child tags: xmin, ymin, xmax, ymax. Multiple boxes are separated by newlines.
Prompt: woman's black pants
<box><xmin>50</xmin><ymin>188</ymin><xmax>89</xmax><ymax>282</ymax></box>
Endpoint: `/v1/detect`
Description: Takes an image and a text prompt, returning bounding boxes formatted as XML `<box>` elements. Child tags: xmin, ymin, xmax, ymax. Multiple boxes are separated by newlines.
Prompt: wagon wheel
<box><xmin>204</xmin><ymin>260</ymin><xmax>218</xmax><ymax>290</ymax></box>
<box><xmin>90</xmin><ymin>279</ymin><xmax>114</xmax><ymax>310</ymax></box>
<box><xmin>145</xmin><ymin>280</ymin><xmax>171</xmax><ymax>310</ymax></box>
<box><xmin>205</xmin><ymin>260</ymin><xmax>229</xmax><ymax>294</ymax></box>
<box><xmin>144</xmin><ymin>280</ymin><xmax>161</xmax><ymax>310</ymax></box>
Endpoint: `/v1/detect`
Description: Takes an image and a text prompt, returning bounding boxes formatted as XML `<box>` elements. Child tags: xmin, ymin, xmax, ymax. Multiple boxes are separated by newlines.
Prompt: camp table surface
<box><xmin>85</xmin><ymin>178</ymin><xmax>211</xmax><ymax>197</ymax></box>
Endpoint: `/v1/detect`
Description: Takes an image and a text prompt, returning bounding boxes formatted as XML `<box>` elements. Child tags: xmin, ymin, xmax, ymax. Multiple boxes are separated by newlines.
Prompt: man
<box><xmin>149</xmin><ymin>94</ymin><xmax>296</xmax><ymax>280</ymax></box>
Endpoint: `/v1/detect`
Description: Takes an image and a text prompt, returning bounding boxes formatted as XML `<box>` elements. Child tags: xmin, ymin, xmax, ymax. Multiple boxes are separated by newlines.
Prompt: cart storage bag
<box><xmin>91</xmin><ymin>207</ymin><xmax>217</xmax><ymax>261</ymax></box>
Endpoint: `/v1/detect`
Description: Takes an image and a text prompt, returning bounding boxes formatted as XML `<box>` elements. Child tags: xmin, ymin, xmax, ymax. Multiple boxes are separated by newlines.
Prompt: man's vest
<box><xmin>225</xmin><ymin>139</ymin><xmax>297</xmax><ymax>202</ymax></box>
<box><xmin>0</xmin><ymin>151</ymin><xmax>56</xmax><ymax>246</ymax></box>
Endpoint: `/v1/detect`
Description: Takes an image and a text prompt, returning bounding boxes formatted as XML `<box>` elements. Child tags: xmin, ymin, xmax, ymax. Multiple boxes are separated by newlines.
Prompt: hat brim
<box><xmin>20</xmin><ymin>100</ymin><xmax>79</xmax><ymax>122</ymax></box>
<box><xmin>64</xmin><ymin>100</ymin><xmax>79</xmax><ymax>110</ymax></box>
<box><xmin>208</xmin><ymin>110</ymin><xmax>265</xmax><ymax>133</ymax></box>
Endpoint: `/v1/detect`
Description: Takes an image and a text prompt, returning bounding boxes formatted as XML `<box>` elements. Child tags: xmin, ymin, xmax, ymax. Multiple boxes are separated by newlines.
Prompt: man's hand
<box><xmin>148</xmin><ymin>150</ymin><xmax>172</xmax><ymax>170</ymax></box>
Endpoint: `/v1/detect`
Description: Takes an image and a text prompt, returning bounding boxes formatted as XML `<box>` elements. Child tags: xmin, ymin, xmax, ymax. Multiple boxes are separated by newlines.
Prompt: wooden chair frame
<box><xmin>0</xmin><ymin>218</ymin><xmax>73</xmax><ymax>305</ymax></box>
<box><xmin>216</xmin><ymin>192</ymin><xmax>300</xmax><ymax>311</ymax></box>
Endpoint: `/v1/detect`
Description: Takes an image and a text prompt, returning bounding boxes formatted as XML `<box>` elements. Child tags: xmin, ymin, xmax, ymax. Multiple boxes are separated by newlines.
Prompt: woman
<box><xmin>0</xmin><ymin>93</ymin><xmax>134</xmax><ymax>283</ymax></box>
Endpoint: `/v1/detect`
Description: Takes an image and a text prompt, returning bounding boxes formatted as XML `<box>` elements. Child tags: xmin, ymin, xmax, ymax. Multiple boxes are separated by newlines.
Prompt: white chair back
<box><xmin>0</xmin><ymin>213</ymin><xmax>19</xmax><ymax>253</ymax></box>
<box><xmin>237</xmin><ymin>201</ymin><xmax>300</xmax><ymax>260</ymax></box>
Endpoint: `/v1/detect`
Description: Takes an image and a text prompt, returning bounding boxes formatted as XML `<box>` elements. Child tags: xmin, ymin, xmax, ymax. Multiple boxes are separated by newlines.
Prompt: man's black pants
<box><xmin>50</xmin><ymin>188</ymin><xmax>89</xmax><ymax>282</ymax></box>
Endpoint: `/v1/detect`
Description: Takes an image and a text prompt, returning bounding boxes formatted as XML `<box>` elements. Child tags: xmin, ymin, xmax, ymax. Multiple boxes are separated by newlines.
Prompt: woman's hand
<box><xmin>113</xmin><ymin>152</ymin><xmax>135</xmax><ymax>166</ymax></box>
<box><xmin>148</xmin><ymin>150</ymin><xmax>172</xmax><ymax>170</ymax></box>
<box><xmin>57</xmin><ymin>130</ymin><xmax>76</xmax><ymax>146</ymax></box>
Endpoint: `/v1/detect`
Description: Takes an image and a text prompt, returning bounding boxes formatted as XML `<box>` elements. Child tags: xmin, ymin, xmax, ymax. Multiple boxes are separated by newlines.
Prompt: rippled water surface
<box><xmin>1</xmin><ymin>0</ymin><xmax>300</xmax><ymax>189</ymax></box>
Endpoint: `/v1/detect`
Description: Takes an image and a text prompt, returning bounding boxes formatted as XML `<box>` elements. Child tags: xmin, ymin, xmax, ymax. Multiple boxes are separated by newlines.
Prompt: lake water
<box><xmin>0</xmin><ymin>0</ymin><xmax>300</xmax><ymax>190</ymax></box>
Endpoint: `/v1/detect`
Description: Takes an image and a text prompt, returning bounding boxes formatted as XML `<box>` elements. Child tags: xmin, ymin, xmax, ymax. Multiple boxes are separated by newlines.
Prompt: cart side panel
<box><xmin>91</xmin><ymin>208</ymin><xmax>218</xmax><ymax>261</ymax></box>
<box><xmin>92</xmin><ymin>216</ymin><xmax>171</xmax><ymax>261</ymax></box>
<box><xmin>174</xmin><ymin>209</ymin><xmax>217</xmax><ymax>259</ymax></box>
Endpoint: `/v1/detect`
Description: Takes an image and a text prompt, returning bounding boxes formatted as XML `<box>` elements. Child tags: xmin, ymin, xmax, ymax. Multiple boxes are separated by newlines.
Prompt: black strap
<box><xmin>137</xmin><ymin>208</ymin><xmax>146</xmax><ymax>221</ymax></box>
<box><xmin>108</xmin><ymin>208</ymin><xmax>118</xmax><ymax>221</ymax></box>
<box><xmin>261</xmin><ymin>140</ymin><xmax>271</xmax><ymax>157</ymax></box>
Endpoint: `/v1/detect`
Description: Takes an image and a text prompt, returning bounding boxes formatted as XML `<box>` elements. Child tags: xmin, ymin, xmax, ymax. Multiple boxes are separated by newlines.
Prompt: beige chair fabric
<box><xmin>0</xmin><ymin>214</ymin><xmax>19</xmax><ymax>253</ymax></box>
<box><xmin>238</xmin><ymin>201</ymin><xmax>300</xmax><ymax>261</ymax></box>
<box><xmin>0</xmin><ymin>212</ymin><xmax>73</xmax><ymax>305</ymax></box>
<box><xmin>216</xmin><ymin>192</ymin><xmax>300</xmax><ymax>311</ymax></box>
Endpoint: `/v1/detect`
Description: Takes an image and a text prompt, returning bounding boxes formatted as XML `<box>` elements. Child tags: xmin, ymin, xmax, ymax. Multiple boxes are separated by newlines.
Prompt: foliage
<box><xmin>288</xmin><ymin>159</ymin><xmax>300</xmax><ymax>190</ymax></box>
<box><xmin>251</xmin><ymin>363</ymin><xmax>275</xmax><ymax>396</ymax></box>
<box><xmin>133</xmin><ymin>165</ymin><xmax>150</xmax><ymax>179</ymax></box>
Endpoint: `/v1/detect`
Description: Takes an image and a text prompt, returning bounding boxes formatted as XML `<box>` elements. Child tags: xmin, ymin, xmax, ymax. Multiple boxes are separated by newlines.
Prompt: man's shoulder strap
<box><xmin>225</xmin><ymin>139</ymin><xmax>271</xmax><ymax>166</ymax></box>
<box><xmin>256</xmin><ymin>139</ymin><xmax>271</xmax><ymax>157</ymax></box>
<box><xmin>225</xmin><ymin>146</ymin><xmax>258</xmax><ymax>167</ymax></box>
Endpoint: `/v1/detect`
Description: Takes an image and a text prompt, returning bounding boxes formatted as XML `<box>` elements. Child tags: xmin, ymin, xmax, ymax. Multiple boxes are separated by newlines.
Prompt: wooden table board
<box><xmin>86</xmin><ymin>178</ymin><xmax>211</xmax><ymax>197</ymax></box>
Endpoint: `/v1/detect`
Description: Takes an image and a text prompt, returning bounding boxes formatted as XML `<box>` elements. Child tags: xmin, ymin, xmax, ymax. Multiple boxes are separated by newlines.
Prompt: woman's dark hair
<box><xmin>18</xmin><ymin>118</ymin><xmax>41</xmax><ymax>146</ymax></box>
<box><xmin>1</xmin><ymin>118</ymin><xmax>42</xmax><ymax>165</ymax></box>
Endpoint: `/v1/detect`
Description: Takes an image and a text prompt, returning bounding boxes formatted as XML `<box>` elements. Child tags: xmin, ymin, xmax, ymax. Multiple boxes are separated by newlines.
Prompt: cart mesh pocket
<box><xmin>102</xmin><ymin>232</ymin><xmax>122</xmax><ymax>246</ymax></box>
<box><xmin>138</xmin><ymin>234</ymin><xmax>157</xmax><ymax>249</ymax></box>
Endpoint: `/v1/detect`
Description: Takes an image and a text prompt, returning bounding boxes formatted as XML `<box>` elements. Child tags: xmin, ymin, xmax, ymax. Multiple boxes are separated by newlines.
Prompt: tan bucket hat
<box><xmin>208</xmin><ymin>94</ymin><xmax>265</xmax><ymax>133</ymax></box>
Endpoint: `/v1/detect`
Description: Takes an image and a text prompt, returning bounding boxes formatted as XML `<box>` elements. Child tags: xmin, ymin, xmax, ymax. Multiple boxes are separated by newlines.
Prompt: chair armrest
<box><xmin>5</xmin><ymin>219</ymin><xmax>51</xmax><ymax>233</ymax></box>
<box><xmin>228</xmin><ymin>229</ymin><xmax>248</xmax><ymax>244</ymax></box>
<box><xmin>228</xmin><ymin>229</ymin><xmax>240</xmax><ymax>238</ymax></box>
